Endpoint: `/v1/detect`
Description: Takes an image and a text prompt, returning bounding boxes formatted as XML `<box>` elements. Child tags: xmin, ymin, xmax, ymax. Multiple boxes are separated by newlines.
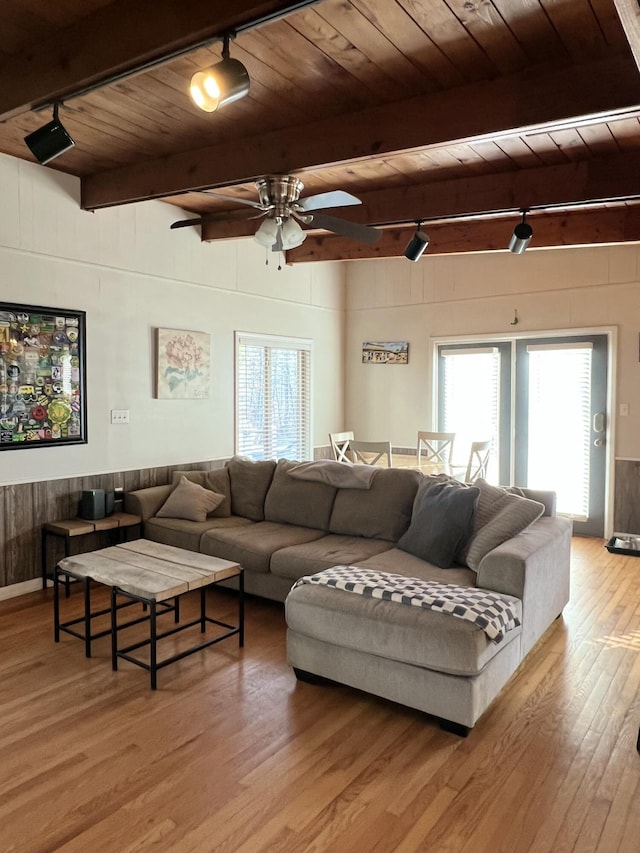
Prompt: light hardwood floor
<box><xmin>1</xmin><ymin>537</ymin><xmax>639</xmax><ymax>852</ymax></box>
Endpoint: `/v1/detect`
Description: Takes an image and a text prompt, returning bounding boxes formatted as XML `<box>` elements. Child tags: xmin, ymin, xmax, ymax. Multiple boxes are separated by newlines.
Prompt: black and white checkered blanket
<box><xmin>293</xmin><ymin>566</ymin><xmax>521</xmax><ymax>643</ymax></box>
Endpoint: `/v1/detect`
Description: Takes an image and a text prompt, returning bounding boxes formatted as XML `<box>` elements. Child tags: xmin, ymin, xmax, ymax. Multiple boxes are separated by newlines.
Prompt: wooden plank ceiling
<box><xmin>1</xmin><ymin>0</ymin><xmax>640</xmax><ymax>262</ymax></box>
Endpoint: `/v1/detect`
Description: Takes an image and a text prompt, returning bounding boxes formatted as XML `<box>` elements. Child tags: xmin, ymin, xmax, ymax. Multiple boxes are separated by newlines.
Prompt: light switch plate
<box><xmin>111</xmin><ymin>409</ymin><xmax>130</xmax><ymax>424</ymax></box>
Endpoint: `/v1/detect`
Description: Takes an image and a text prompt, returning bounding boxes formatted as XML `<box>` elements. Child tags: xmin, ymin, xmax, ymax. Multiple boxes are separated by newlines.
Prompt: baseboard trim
<box><xmin>0</xmin><ymin>578</ymin><xmax>43</xmax><ymax>601</ymax></box>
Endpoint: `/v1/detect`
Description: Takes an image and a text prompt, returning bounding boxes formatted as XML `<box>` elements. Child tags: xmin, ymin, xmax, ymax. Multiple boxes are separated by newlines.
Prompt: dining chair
<box><xmin>349</xmin><ymin>440</ymin><xmax>393</xmax><ymax>467</ymax></box>
<box><xmin>452</xmin><ymin>439</ymin><xmax>492</xmax><ymax>483</ymax></box>
<box><xmin>329</xmin><ymin>430</ymin><xmax>355</xmax><ymax>463</ymax></box>
<box><xmin>416</xmin><ymin>431</ymin><xmax>456</xmax><ymax>473</ymax></box>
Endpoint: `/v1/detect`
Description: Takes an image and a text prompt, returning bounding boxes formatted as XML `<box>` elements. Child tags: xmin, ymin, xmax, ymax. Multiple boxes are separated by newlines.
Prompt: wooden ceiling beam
<box><xmin>197</xmin><ymin>149</ymin><xmax>640</xmax><ymax>241</ymax></box>
<box><xmin>335</xmin><ymin>149</ymin><xmax>640</xmax><ymax>226</ymax></box>
<box><xmin>82</xmin><ymin>54</ymin><xmax>640</xmax><ymax>209</ymax></box>
<box><xmin>285</xmin><ymin>207</ymin><xmax>640</xmax><ymax>262</ymax></box>
<box><xmin>613</xmin><ymin>0</ymin><xmax>640</xmax><ymax>74</ymax></box>
<box><xmin>0</xmin><ymin>1</ymin><xmax>304</xmax><ymax>120</ymax></box>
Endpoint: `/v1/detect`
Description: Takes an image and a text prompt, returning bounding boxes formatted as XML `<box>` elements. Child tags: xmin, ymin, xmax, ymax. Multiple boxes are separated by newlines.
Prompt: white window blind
<box><xmin>526</xmin><ymin>344</ymin><xmax>591</xmax><ymax>520</ymax></box>
<box><xmin>235</xmin><ymin>333</ymin><xmax>311</xmax><ymax>461</ymax></box>
<box><xmin>440</xmin><ymin>348</ymin><xmax>500</xmax><ymax>481</ymax></box>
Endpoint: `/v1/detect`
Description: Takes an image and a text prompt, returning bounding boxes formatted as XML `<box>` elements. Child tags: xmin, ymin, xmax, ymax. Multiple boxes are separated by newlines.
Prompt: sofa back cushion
<box><xmin>329</xmin><ymin>467</ymin><xmax>421</xmax><ymax>542</ymax></box>
<box><xmin>225</xmin><ymin>456</ymin><xmax>276</xmax><ymax>521</ymax></box>
<box><xmin>264</xmin><ymin>459</ymin><xmax>337</xmax><ymax>529</ymax></box>
<box><xmin>170</xmin><ymin>468</ymin><xmax>231</xmax><ymax>517</ymax></box>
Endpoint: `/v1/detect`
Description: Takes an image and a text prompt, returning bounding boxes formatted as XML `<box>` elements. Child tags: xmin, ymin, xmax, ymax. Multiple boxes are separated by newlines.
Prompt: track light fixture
<box><xmin>404</xmin><ymin>222</ymin><xmax>430</xmax><ymax>261</ymax></box>
<box><xmin>190</xmin><ymin>33</ymin><xmax>250</xmax><ymax>113</ymax></box>
<box><xmin>508</xmin><ymin>210</ymin><xmax>533</xmax><ymax>254</ymax></box>
<box><xmin>24</xmin><ymin>103</ymin><xmax>75</xmax><ymax>164</ymax></box>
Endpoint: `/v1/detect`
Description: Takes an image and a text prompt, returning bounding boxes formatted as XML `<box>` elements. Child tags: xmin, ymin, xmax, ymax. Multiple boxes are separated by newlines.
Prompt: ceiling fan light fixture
<box><xmin>254</xmin><ymin>218</ymin><xmax>279</xmax><ymax>248</ymax></box>
<box><xmin>280</xmin><ymin>218</ymin><xmax>306</xmax><ymax>250</ymax></box>
<box><xmin>509</xmin><ymin>210</ymin><xmax>533</xmax><ymax>254</ymax></box>
<box><xmin>189</xmin><ymin>35</ymin><xmax>250</xmax><ymax>112</ymax></box>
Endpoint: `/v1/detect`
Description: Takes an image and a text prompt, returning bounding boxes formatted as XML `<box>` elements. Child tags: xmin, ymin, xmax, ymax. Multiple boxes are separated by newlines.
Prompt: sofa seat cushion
<box><xmin>270</xmin><ymin>534</ymin><xmax>394</xmax><ymax>581</ymax></box>
<box><xmin>356</xmin><ymin>547</ymin><xmax>477</xmax><ymax>588</ymax></box>
<box><xmin>200</xmin><ymin>521</ymin><xmax>325</xmax><ymax>574</ymax></box>
<box><xmin>285</xmin><ymin>580</ymin><xmax>522</xmax><ymax>677</ymax></box>
<box><xmin>144</xmin><ymin>515</ymin><xmax>252</xmax><ymax>552</ymax></box>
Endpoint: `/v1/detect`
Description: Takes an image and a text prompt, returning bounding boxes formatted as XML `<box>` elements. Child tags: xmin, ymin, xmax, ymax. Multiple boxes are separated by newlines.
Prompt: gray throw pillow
<box><xmin>157</xmin><ymin>476</ymin><xmax>224</xmax><ymax>522</ymax></box>
<box><xmin>397</xmin><ymin>480</ymin><xmax>479</xmax><ymax>568</ymax></box>
<box><xmin>170</xmin><ymin>468</ymin><xmax>231</xmax><ymax>517</ymax></box>
<box><xmin>462</xmin><ymin>479</ymin><xmax>545</xmax><ymax>571</ymax></box>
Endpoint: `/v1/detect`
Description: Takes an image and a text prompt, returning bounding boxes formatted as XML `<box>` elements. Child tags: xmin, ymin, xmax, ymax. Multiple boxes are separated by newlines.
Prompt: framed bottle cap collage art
<box><xmin>0</xmin><ymin>301</ymin><xmax>87</xmax><ymax>450</ymax></box>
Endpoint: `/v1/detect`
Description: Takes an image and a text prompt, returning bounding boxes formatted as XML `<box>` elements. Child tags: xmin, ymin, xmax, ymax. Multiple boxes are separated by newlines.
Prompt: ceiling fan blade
<box><xmin>170</xmin><ymin>217</ymin><xmax>205</xmax><ymax>229</ymax></box>
<box><xmin>310</xmin><ymin>212</ymin><xmax>382</xmax><ymax>244</ymax></box>
<box><xmin>200</xmin><ymin>190</ymin><xmax>265</xmax><ymax>210</ymax></box>
<box><xmin>171</xmin><ymin>209</ymin><xmax>266</xmax><ymax>229</ymax></box>
<box><xmin>299</xmin><ymin>190</ymin><xmax>362</xmax><ymax>211</ymax></box>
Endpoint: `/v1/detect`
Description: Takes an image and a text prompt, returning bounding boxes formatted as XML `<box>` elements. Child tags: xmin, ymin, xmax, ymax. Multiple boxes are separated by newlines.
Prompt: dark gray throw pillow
<box><xmin>397</xmin><ymin>481</ymin><xmax>480</xmax><ymax>568</ymax></box>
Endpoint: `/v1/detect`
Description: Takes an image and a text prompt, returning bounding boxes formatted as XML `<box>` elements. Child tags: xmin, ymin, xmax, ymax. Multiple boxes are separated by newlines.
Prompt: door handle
<box><xmin>593</xmin><ymin>412</ymin><xmax>605</xmax><ymax>433</ymax></box>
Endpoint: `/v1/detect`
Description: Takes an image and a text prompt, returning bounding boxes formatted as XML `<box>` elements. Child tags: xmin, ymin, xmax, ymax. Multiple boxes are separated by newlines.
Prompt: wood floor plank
<box><xmin>1</xmin><ymin>538</ymin><xmax>640</xmax><ymax>852</ymax></box>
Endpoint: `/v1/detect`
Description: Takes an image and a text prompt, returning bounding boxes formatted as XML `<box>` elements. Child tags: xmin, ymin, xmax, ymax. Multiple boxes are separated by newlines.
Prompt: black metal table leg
<box><xmin>41</xmin><ymin>528</ymin><xmax>48</xmax><ymax>589</ymax></box>
<box><xmin>239</xmin><ymin>569</ymin><xmax>244</xmax><ymax>647</ymax></box>
<box><xmin>111</xmin><ymin>587</ymin><xmax>118</xmax><ymax>672</ymax></box>
<box><xmin>53</xmin><ymin>565</ymin><xmax>61</xmax><ymax>641</ymax></box>
<box><xmin>83</xmin><ymin>578</ymin><xmax>92</xmax><ymax>658</ymax></box>
<box><xmin>150</xmin><ymin>600</ymin><xmax>158</xmax><ymax>690</ymax></box>
<box><xmin>63</xmin><ymin>537</ymin><xmax>71</xmax><ymax>598</ymax></box>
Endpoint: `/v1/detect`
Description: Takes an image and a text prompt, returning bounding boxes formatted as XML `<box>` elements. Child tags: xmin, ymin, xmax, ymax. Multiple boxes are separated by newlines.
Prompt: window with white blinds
<box><xmin>235</xmin><ymin>332</ymin><xmax>312</xmax><ymax>462</ymax></box>
<box><xmin>440</xmin><ymin>347</ymin><xmax>500</xmax><ymax>482</ymax></box>
<box><xmin>526</xmin><ymin>343</ymin><xmax>592</xmax><ymax>520</ymax></box>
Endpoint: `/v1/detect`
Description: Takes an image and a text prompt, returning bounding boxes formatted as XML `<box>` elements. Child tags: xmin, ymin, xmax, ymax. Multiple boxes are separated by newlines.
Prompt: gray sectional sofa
<box><xmin>124</xmin><ymin>455</ymin><xmax>572</xmax><ymax>732</ymax></box>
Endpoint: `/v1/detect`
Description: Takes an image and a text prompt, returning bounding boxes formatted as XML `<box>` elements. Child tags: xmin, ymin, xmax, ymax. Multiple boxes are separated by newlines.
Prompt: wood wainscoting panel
<box><xmin>614</xmin><ymin>459</ymin><xmax>640</xmax><ymax>534</ymax></box>
<box><xmin>0</xmin><ymin>459</ymin><xmax>227</xmax><ymax>589</ymax></box>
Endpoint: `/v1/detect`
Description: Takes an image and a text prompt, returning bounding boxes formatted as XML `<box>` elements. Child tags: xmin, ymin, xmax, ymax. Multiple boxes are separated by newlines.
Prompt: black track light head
<box><xmin>24</xmin><ymin>103</ymin><xmax>75</xmax><ymax>165</ymax></box>
<box><xmin>509</xmin><ymin>210</ymin><xmax>533</xmax><ymax>254</ymax></box>
<box><xmin>404</xmin><ymin>222</ymin><xmax>430</xmax><ymax>261</ymax></box>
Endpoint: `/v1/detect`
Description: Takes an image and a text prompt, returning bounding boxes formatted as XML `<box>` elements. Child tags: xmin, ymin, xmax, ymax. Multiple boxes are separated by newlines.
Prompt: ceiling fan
<box><xmin>170</xmin><ymin>175</ymin><xmax>382</xmax><ymax>250</ymax></box>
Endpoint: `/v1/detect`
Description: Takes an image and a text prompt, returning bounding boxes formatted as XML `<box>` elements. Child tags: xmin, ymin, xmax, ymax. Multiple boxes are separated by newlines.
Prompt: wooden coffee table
<box><xmin>54</xmin><ymin>539</ymin><xmax>243</xmax><ymax>689</ymax></box>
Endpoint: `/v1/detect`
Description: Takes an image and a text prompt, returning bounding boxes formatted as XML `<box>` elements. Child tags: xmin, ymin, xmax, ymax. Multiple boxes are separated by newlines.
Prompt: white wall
<box><xmin>0</xmin><ymin>154</ymin><xmax>346</xmax><ymax>485</ymax></box>
<box><xmin>346</xmin><ymin>246</ymin><xmax>640</xmax><ymax>458</ymax></box>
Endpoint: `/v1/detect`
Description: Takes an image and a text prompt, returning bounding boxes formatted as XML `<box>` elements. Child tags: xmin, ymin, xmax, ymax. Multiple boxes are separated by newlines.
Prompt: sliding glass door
<box><xmin>514</xmin><ymin>336</ymin><xmax>607</xmax><ymax>536</ymax></box>
<box><xmin>437</xmin><ymin>334</ymin><xmax>608</xmax><ymax>536</ymax></box>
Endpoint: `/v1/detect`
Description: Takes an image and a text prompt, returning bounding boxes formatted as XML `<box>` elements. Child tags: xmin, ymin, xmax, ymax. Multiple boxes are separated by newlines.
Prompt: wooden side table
<box><xmin>41</xmin><ymin>512</ymin><xmax>142</xmax><ymax>591</ymax></box>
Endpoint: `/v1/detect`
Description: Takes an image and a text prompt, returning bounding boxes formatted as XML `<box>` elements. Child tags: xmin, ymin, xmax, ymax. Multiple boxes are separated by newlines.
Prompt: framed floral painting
<box><xmin>155</xmin><ymin>328</ymin><xmax>210</xmax><ymax>399</ymax></box>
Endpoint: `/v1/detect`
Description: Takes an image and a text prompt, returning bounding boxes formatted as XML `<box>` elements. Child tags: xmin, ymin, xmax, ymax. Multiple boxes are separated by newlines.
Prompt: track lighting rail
<box><xmin>31</xmin><ymin>0</ymin><xmax>323</xmax><ymax>113</ymax></box>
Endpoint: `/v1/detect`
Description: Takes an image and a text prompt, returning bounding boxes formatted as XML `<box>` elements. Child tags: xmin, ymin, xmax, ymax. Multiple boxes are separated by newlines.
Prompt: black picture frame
<box><xmin>0</xmin><ymin>301</ymin><xmax>87</xmax><ymax>450</ymax></box>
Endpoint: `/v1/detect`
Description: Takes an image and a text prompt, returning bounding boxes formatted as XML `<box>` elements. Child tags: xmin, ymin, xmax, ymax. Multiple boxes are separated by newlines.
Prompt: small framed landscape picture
<box><xmin>362</xmin><ymin>341</ymin><xmax>409</xmax><ymax>364</ymax></box>
<box><xmin>155</xmin><ymin>328</ymin><xmax>211</xmax><ymax>399</ymax></box>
